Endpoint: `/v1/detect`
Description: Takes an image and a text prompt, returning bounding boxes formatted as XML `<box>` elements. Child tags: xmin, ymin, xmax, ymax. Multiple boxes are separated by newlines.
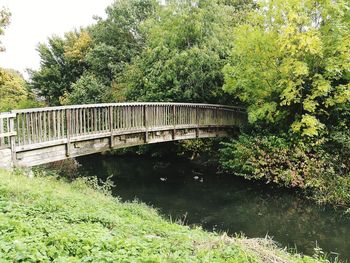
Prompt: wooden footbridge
<box><xmin>0</xmin><ymin>103</ymin><xmax>246</xmax><ymax>168</ymax></box>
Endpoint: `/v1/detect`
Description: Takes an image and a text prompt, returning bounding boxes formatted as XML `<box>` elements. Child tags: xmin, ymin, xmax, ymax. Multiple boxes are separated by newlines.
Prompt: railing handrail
<box><xmin>11</xmin><ymin>102</ymin><xmax>246</xmax><ymax>114</ymax></box>
<box><xmin>0</xmin><ymin>112</ymin><xmax>16</xmax><ymax>119</ymax></box>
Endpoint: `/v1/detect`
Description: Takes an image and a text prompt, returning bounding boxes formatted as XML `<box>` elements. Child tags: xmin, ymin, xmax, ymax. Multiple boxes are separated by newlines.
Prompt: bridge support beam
<box><xmin>11</xmin><ymin>127</ymin><xmax>238</xmax><ymax>168</ymax></box>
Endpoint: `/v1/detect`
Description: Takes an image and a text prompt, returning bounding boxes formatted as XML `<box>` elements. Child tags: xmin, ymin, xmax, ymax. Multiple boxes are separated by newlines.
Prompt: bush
<box><xmin>220</xmin><ymin>134</ymin><xmax>319</xmax><ymax>187</ymax></box>
<box><xmin>219</xmin><ymin>133</ymin><xmax>350</xmax><ymax>207</ymax></box>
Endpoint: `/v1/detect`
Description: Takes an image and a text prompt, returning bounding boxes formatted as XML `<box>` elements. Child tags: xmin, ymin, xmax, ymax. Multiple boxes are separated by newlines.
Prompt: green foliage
<box><xmin>220</xmin><ymin>133</ymin><xmax>350</xmax><ymax>206</ymax></box>
<box><xmin>0</xmin><ymin>169</ymin><xmax>321</xmax><ymax>262</ymax></box>
<box><xmin>29</xmin><ymin>31</ymin><xmax>91</xmax><ymax>105</ymax></box>
<box><xmin>223</xmin><ymin>0</ymin><xmax>350</xmax><ymax>136</ymax></box>
<box><xmin>0</xmin><ymin>69</ymin><xmax>41</xmax><ymax>112</ymax></box>
<box><xmin>60</xmin><ymin>73</ymin><xmax>112</xmax><ymax>105</ymax></box>
<box><xmin>220</xmin><ymin>134</ymin><xmax>319</xmax><ymax>187</ymax></box>
<box><xmin>122</xmin><ymin>0</ymin><xmax>250</xmax><ymax>103</ymax></box>
<box><xmin>30</xmin><ymin>0</ymin><xmax>253</xmax><ymax>106</ymax></box>
<box><xmin>124</xmin><ymin>46</ymin><xmax>230</xmax><ymax>103</ymax></box>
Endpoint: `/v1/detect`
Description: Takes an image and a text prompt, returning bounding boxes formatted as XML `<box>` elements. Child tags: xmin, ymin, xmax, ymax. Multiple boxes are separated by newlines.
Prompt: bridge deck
<box><xmin>0</xmin><ymin>103</ymin><xmax>246</xmax><ymax>168</ymax></box>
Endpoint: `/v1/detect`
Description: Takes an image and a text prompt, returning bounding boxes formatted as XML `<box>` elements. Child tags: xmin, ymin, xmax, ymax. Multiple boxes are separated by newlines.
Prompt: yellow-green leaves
<box><xmin>292</xmin><ymin>114</ymin><xmax>325</xmax><ymax>137</ymax></box>
<box><xmin>64</xmin><ymin>31</ymin><xmax>92</xmax><ymax>61</ymax></box>
<box><xmin>223</xmin><ymin>0</ymin><xmax>350</xmax><ymax>137</ymax></box>
<box><xmin>0</xmin><ymin>69</ymin><xmax>40</xmax><ymax>112</ymax></box>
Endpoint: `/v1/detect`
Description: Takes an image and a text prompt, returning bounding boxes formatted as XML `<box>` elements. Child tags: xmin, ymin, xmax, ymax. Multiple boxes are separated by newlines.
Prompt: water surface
<box><xmin>77</xmin><ymin>155</ymin><xmax>350</xmax><ymax>261</ymax></box>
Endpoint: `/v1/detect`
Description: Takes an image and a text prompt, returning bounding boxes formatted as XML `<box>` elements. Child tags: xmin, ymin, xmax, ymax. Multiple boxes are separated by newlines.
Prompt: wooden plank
<box><xmin>94</xmin><ymin>108</ymin><xmax>97</xmax><ymax>133</ymax></box>
<box><xmin>0</xmin><ymin>113</ymin><xmax>16</xmax><ymax>119</ymax></box>
<box><xmin>9</xmin><ymin>117</ymin><xmax>16</xmax><ymax>165</ymax></box>
<box><xmin>0</xmin><ymin>117</ymin><xmax>4</xmax><ymax>147</ymax></box>
<box><xmin>109</xmin><ymin>106</ymin><xmax>114</xmax><ymax>148</ymax></box>
<box><xmin>144</xmin><ymin>105</ymin><xmax>148</xmax><ymax>143</ymax></box>
<box><xmin>172</xmin><ymin>105</ymin><xmax>176</xmax><ymax>140</ymax></box>
<box><xmin>0</xmin><ymin>131</ymin><xmax>17</xmax><ymax>138</ymax></box>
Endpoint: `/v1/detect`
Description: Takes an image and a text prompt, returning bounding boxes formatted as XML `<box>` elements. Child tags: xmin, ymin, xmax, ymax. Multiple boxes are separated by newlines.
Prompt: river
<box><xmin>77</xmin><ymin>154</ymin><xmax>350</xmax><ymax>261</ymax></box>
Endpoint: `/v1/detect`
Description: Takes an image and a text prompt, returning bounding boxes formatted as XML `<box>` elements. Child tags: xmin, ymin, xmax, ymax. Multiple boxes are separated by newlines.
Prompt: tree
<box><xmin>0</xmin><ymin>69</ymin><xmax>39</xmax><ymax>111</ymax></box>
<box><xmin>60</xmin><ymin>73</ymin><xmax>111</xmax><ymax>105</ymax></box>
<box><xmin>29</xmin><ymin>30</ymin><xmax>91</xmax><ymax>105</ymax></box>
<box><xmin>223</xmin><ymin>0</ymin><xmax>350</xmax><ymax>137</ymax></box>
<box><xmin>86</xmin><ymin>0</ymin><xmax>158</xmax><ymax>87</ymax></box>
<box><xmin>122</xmin><ymin>0</ymin><xmax>251</xmax><ymax>103</ymax></box>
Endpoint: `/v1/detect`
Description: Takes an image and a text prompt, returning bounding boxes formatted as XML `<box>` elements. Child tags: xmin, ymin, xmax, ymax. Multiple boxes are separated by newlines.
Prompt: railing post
<box><xmin>172</xmin><ymin>104</ymin><xmax>176</xmax><ymax>140</ymax></box>
<box><xmin>0</xmin><ymin>117</ymin><xmax>3</xmax><ymax>148</ymax></box>
<box><xmin>66</xmin><ymin>109</ymin><xmax>71</xmax><ymax>157</ymax></box>
<box><xmin>9</xmin><ymin>113</ymin><xmax>17</xmax><ymax>166</ymax></box>
<box><xmin>144</xmin><ymin>105</ymin><xmax>148</xmax><ymax>143</ymax></box>
<box><xmin>109</xmin><ymin>106</ymin><xmax>114</xmax><ymax>148</ymax></box>
<box><xmin>195</xmin><ymin>106</ymin><xmax>199</xmax><ymax>138</ymax></box>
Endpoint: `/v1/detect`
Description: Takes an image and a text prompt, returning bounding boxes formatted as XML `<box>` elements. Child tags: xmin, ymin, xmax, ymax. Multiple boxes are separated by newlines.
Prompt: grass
<box><xmin>0</xmin><ymin>168</ymin><xmax>327</xmax><ymax>262</ymax></box>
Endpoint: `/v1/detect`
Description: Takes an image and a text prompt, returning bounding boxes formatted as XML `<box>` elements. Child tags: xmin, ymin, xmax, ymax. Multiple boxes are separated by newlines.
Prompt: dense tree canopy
<box><xmin>0</xmin><ymin>68</ymin><xmax>39</xmax><ymax>112</ymax></box>
<box><xmin>219</xmin><ymin>0</ymin><xmax>350</xmax><ymax>204</ymax></box>
<box><xmin>29</xmin><ymin>31</ymin><xmax>92</xmax><ymax>105</ymax></box>
<box><xmin>30</xmin><ymin>0</ymin><xmax>254</xmax><ymax>105</ymax></box>
<box><xmin>122</xmin><ymin>0</ymin><xmax>252</xmax><ymax>103</ymax></box>
<box><xmin>223</xmin><ymin>0</ymin><xmax>350</xmax><ymax>137</ymax></box>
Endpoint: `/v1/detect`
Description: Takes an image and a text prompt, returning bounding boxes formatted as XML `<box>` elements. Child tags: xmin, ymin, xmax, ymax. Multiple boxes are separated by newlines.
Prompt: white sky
<box><xmin>0</xmin><ymin>0</ymin><xmax>115</xmax><ymax>78</ymax></box>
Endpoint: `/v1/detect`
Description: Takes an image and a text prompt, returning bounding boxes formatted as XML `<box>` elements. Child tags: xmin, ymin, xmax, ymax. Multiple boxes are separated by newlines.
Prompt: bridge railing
<box><xmin>9</xmin><ymin>103</ymin><xmax>246</xmax><ymax>149</ymax></box>
<box><xmin>0</xmin><ymin>112</ymin><xmax>16</xmax><ymax>150</ymax></box>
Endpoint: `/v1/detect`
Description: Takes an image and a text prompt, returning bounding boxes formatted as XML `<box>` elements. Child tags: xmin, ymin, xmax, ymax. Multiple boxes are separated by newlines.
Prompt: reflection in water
<box><xmin>77</xmin><ymin>155</ymin><xmax>350</xmax><ymax>261</ymax></box>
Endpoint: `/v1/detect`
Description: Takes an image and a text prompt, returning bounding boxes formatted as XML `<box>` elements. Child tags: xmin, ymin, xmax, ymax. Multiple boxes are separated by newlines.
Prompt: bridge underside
<box><xmin>0</xmin><ymin>126</ymin><xmax>238</xmax><ymax>168</ymax></box>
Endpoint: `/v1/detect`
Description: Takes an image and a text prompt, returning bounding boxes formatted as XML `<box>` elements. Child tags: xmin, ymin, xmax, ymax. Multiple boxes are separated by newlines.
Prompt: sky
<box><xmin>0</xmin><ymin>0</ymin><xmax>115</xmax><ymax>78</ymax></box>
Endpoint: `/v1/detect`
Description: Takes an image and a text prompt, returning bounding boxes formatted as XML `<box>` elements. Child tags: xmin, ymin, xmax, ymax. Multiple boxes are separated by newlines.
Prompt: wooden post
<box><xmin>9</xmin><ymin>114</ymin><xmax>17</xmax><ymax>166</ymax></box>
<box><xmin>109</xmin><ymin>106</ymin><xmax>114</xmax><ymax>148</ymax></box>
<box><xmin>195</xmin><ymin>106</ymin><xmax>199</xmax><ymax>138</ymax></box>
<box><xmin>144</xmin><ymin>105</ymin><xmax>148</xmax><ymax>143</ymax></box>
<box><xmin>172</xmin><ymin>105</ymin><xmax>176</xmax><ymax>140</ymax></box>
<box><xmin>66</xmin><ymin>109</ymin><xmax>71</xmax><ymax>157</ymax></box>
<box><xmin>0</xmin><ymin>117</ymin><xmax>3</xmax><ymax>148</ymax></box>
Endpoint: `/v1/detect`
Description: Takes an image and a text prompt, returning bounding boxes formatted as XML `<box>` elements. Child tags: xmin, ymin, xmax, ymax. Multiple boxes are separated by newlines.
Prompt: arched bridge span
<box><xmin>0</xmin><ymin>103</ymin><xmax>246</xmax><ymax>168</ymax></box>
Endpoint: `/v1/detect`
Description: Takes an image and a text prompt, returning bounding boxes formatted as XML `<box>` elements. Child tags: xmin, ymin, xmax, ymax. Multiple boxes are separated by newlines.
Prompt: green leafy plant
<box><xmin>223</xmin><ymin>0</ymin><xmax>350</xmax><ymax>137</ymax></box>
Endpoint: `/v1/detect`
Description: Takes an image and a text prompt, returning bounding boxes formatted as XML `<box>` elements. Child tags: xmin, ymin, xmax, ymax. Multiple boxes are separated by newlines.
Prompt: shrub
<box><xmin>220</xmin><ymin>133</ymin><xmax>350</xmax><ymax>207</ymax></box>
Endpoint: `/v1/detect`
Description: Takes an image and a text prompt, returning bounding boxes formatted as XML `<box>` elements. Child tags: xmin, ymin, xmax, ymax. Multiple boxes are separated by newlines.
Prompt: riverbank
<box><xmin>0</xmin><ymin>168</ymin><xmax>325</xmax><ymax>262</ymax></box>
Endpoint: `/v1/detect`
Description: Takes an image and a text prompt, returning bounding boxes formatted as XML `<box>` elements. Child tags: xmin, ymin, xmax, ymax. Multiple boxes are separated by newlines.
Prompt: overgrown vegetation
<box><xmin>0</xmin><ymin>169</ymin><xmax>326</xmax><ymax>262</ymax></box>
<box><xmin>220</xmin><ymin>134</ymin><xmax>350</xmax><ymax>207</ymax></box>
<box><xmin>219</xmin><ymin>0</ymin><xmax>350</xmax><ymax>208</ymax></box>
